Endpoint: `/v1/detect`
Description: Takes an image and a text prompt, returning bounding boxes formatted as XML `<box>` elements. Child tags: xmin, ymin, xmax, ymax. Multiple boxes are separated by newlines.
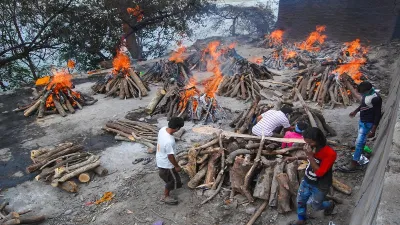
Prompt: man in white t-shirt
<box><xmin>156</xmin><ymin>117</ymin><xmax>184</xmax><ymax>205</ymax></box>
<box><xmin>252</xmin><ymin>105</ymin><xmax>293</xmax><ymax>137</ymax></box>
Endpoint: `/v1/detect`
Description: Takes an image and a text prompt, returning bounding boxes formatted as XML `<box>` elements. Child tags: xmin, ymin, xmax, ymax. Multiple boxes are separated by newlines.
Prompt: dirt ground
<box><xmin>0</xmin><ymin>40</ymin><xmax>399</xmax><ymax>225</ymax></box>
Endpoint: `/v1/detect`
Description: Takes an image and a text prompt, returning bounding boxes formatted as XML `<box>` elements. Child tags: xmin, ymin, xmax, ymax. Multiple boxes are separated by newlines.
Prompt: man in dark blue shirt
<box><xmin>340</xmin><ymin>81</ymin><xmax>382</xmax><ymax>172</ymax></box>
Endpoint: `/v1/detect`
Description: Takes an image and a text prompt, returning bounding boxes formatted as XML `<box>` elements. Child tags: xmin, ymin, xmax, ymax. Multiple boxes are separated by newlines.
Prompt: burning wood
<box><xmin>216</xmin><ymin>73</ymin><xmax>267</xmax><ymax>101</ymax></box>
<box><xmin>26</xmin><ymin>142</ymin><xmax>107</xmax><ymax>193</ymax></box>
<box><xmin>21</xmin><ymin>69</ymin><xmax>96</xmax><ymax>118</ymax></box>
<box><xmin>102</xmin><ymin>119</ymin><xmax>158</xmax><ymax>153</ymax></box>
<box><xmin>91</xmin><ymin>51</ymin><xmax>150</xmax><ymax>99</ymax></box>
<box><xmin>147</xmin><ymin>81</ymin><xmax>227</xmax><ymax>124</ymax></box>
<box><xmin>140</xmin><ymin>59</ymin><xmax>193</xmax><ymax>86</ymax></box>
<box><xmin>0</xmin><ymin>202</ymin><xmax>46</xmax><ymax>225</ymax></box>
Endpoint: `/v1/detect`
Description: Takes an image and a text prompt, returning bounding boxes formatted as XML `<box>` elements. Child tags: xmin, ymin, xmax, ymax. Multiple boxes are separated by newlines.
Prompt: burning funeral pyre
<box><xmin>20</xmin><ymin>69</ymin><xmax>97</xmax><ymax>118</ymax></box>
<box><xmin>91</xmin><ymin>51</ymin><xmax>150</xmax><ymax>99</ymax></box>
<box><xmin>141</xmin><ymin>45</ymin><xmax>193</xmax><ymax>86</ymax></box>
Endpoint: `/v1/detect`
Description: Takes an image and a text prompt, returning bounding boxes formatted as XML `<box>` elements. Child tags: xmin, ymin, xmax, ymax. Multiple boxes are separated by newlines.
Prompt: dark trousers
<box><xmin>158</xmin><ymin>168</ymin><xmax>182</xmax><ymax>191</ymax></box>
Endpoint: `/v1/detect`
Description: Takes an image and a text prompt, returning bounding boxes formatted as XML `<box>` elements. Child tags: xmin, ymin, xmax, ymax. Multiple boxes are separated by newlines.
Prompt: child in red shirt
<box><xmin>286</xmin><ymin>127</ymin><xmax>337</xmax><ymax>225</ymax></box>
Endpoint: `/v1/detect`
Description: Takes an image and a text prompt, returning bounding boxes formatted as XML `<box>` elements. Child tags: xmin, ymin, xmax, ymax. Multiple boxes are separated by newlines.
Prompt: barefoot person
<box><xmin>252</xmin><ymin>105</ymin><xmax>293</xmax><ymax>137</ymax></box>
<box><xmin>156</xmin><ymin>117</ymin><xmax>184</xmax><ymax>205</ymax></box>
<box><xmin>285</xmin><ymin>127</ymin><xmax>337</xmax><ymax>225</ymax></box>
<box><xmin>339</xmin><ymin>81</ymin><xmax>382</xmax><ymax>172</ymax></box>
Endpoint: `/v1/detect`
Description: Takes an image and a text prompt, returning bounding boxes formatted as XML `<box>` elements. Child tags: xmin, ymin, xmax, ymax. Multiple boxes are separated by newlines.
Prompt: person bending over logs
<box><xmin>285</xmin><ymin>127</ymin><xmax>337</xmax><ymax>225</ymax></box>
<box><xmin>252</xmin><ymin>105</ymin><xmax>293</xmax><ymax>137</ymax></box>
<box><xmin>156</xmin><ymin>117</ymin><xmax>185</xmax><ymax>205</ymax></box>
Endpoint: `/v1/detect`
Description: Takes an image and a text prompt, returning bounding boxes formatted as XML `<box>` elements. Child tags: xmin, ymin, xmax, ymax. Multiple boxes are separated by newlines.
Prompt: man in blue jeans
<box><xmin>340</xmin><ymin>81</ymin><xmax>382</xmax><ymax>172</ymax></box>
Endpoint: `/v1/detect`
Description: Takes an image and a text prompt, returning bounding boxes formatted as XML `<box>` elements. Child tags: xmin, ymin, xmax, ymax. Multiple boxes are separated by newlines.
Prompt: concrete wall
<box><xmin>276</xmin><ymin>0</ymin><xmax>399</xmax><ymax>44</ymax></box>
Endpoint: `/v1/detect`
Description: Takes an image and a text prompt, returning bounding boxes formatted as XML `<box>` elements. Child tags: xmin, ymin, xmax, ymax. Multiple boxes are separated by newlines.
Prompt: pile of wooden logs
<box><xmin>216</xmin><ymin>73</ymin><xmax>267</xmax><ymax>101</ymax></box>
<box><xmin>229</xmin><ymin>97</ymin><xmax>336</xmax><ymax>137</ymax></box>
<box><xmin>293</xmin><ymin>65</ymin><xmax>361</xmax><ymax>109</ymax></box>
<box><xmin>26</xmin><ymin>143</ymin><xmax>108</xmax><ymax>193</ymax></box>
<box><xmin>178</xmin><ymin>129</ymin><xmax>351</xmax><ymax>224</ymax></box>
<box><xmin>19</xmin><ymin>85</ymin><xmax>97</xmax><ymax>119</ymax></box>
<box><xmin>0</xmin><ymin>202</ymin><xmax>45</xmax><ymax>225</ymax></box>
<box><xmin>140</xmin><ymin>60</ymin><xmax>192</xmax><ymax>86</ymax></box>
<box><xmin>146</xmin><ymin>84</ymin><xmax>227</xmax><ymax>123</ymax></box>
<box><xmin>91</xmin><ymin>68</ymin><xmax>150</xmax><ymax>99</ymax></box>
<box><xmin>102</xmin><ymin>119</ymin><xmax>158</xmax><ymax>153</ymax></box>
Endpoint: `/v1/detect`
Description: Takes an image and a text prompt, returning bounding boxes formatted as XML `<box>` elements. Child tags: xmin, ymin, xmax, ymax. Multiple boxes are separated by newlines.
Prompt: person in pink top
<box><xmin>282</xmin><ymin>121</ymin><xmax>309</xmax><ymax>148</ymax></box>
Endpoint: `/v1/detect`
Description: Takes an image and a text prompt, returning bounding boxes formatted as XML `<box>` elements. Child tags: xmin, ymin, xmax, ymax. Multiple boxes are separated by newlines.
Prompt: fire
<box><xmin>296</xmin><ymin>25</ymin><xmax>327</xmax><ymax>52</ymax></box>
<box><xmin>334</xmin><ymin>58</ymin><xmax>366</xmax><ymax>83</ymax></box>
<box><xmin>228</xmin><ymin>42</ymin><xmax>237</xmax><ymax>49</ymax></box>
<box><xmin>203</xmin><ymin>41</ymin><xmax>223</xmax><ymax>98</ymax></box>
<box><xmin>169</xmin><ymin>44</ymin><xmax>186</xmax><ymax>63</ymax></box>
<box><xmin>112</xmin><ymin>50</ymin><xmax>130</xmax><ymax>74</ymax></box>
<box><xmin>179</xmin><ymin>77</ymin><xmax>199</xmax><ymax>110</ymax></box>
<box><xmin>249</xmin><ymin>57</ymin><xmax>263</xmax><ymax>64</ymax></box>
<box><xmin>127</xmin><ymin>6</ymin><xmax>143</xmax><ymax>22</ymax></box>
<box><xmin>282</xmin><ymin>48</ymin><xmax>297</xmax><ymax>60</ymax></box>
<box><xmin>46</xmin><ymin>95</ymin><xmax>53</xmax><ymax>108</ymax></box>
<box><xmin>67</xmin><ymin>59</ymin><xmax>75</xmax><ymax>69</ymax></box>
<box><xmin>343</xmin><ymin>39</ymin><xmax>368</xmax><ymax>57</ymax></box>
<box><xmin>268</xmin><ymin>30</ymin><xmax>284</xmax><ymax>47</ymax></box>
<box><xmin>347</xmin><ymin>90</ymin><xmax>351</xmax><ymax>95</ymax></box>
<box><xmin>316</xmin><ymin>81</ymin><xmax>321</xmax><ymax>87</ymax></box>
<box><xmin>47</xmin><ymin>69</ymin><xmax>73</xmax><ymax>90</ymax></box>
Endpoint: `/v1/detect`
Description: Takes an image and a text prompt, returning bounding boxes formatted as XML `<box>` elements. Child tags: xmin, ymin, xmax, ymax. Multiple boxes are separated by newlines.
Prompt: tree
<box><xmin>211</xmin><ymin>3</ymin><xmax>276</xmax><ymax>37</ymax></box>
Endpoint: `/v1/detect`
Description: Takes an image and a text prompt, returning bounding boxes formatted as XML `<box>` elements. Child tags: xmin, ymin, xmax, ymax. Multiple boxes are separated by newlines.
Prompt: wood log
<box><xmin>59</xmin><ymin>180</ymin><xmax>79</xmax><ymax>193</ymax></box>
<box><xmin>66</xmin><ymin>155</ymin><xmax>99</xmax><ymax>172</ymax></box>
<box><xmin>238</xmin><ymin>96</ymin><xmax>261</xmax><ymax>134</ymax></box>
<box><xmin>52</xmin><ymin>94</ymin><xmax>67</xmax><ymax>117</ymax></box>
<box><xmin>2</xmin><ymin>219</ymin><xmax>20</xmax><ymax>225</ymax></box>
<box><xmin>173</xmin><ymin>128</ymin><xmax>186</xmax><ymax>140</ymax></box>
<box><xmin>51</xmin><ymin>160</ymin><xmax>101</xmax><ymax>187</ymax></box>
<box><xmin>294</xmin><ymin>88</ymin><xmax>317</xmax><ymax>128</ymax></box>
<box><xmin>128</xmin><ymin>68</ymin><xmax>148</xmax><ymax>96</ymax></box>
<box><xmin>204</xmin><ymin>152</ymin><xmax>221</xmax><ymax>184</ymax></box>
<box><xmin>246</xmin><ymin>200</ymin><xmax>268</xmax><ymax>225</ymax></box>
<box><xmin>332</xmin><ymin>177</ymin><xmax>352</xmax><ymax>195</ymax></box>
<box><xmin>1</xmin><ymin>212</ymin><xmax>19</xmax><ymax>221</ymax></box>
<box><xmin>344</xmin><ymin>77</ymin><xmax>361</xmax><ymax>102</ymax></box>
<box><xmin>286</xmin><ymin>161</ymin><xmax>299</xmax><ymax>209</ymax></box>
<box><xmin>269</xmin><ymin>159</ymin><xmax>284</xmax><ymax>207</ymax></box>
<box><xmin>230</xmin><ymin>156</ymin><xmax>252</xmax><ymax>196</ymax></box>
<box><xmin>240</xmin><ymin>75</ymin><xmax>246</xmax><ymax>99</ymax></box>
<box><xmin>339</xmin><ymin>85</ymin><xmax>350</xmax><ymax>106</ymax></box>
<box><xmin>184</xmin><ymin>148</ymin><xmax>197</xmax><ymax>178</ymax></box>
<box><xmin>93</xmin><ymin>165</ymin><xmax>108</xmax><ymax>176</ymax></box>
<box><xmin>212</xmin><ymin>134</ymin><xmax>225</xmax><ymax>190</ymax></box>
<box><xmin>27</xmin><ymin>144</ymin><xmax>80</xmax><ymax>173</ymax></box>
<box><xmin>194</xmin><ymin>138</ymin><xmax>219</xmax><ymax>151</ymax></box>
<box><xmin>277</xmin><ymin>173</ymin><xmax>292</xmax><ymax>213</ymax></box>
<box><xmin>241</xmin><ymin>135</ymin><xmax>265</xmax><ymax>202</ymax></box>
<box><xmin>23</xmin><ymin>100</ymin><xmax>41</xmax><ymax>117</ymax></box>
<box><xmin>229</xmin><ymin>112</ymin><xmax>244</xmax><ymax>128</ymax></box>
<box><xmin>78</xmin><ymin>172</ymin><xmax>93</xmax><ymax>183</ymax></box>
<box><xmin>253</xmin><ymin>166</ymin><xmax>274</xmax><ymax>200</ymax></box>
<box><xmin>226</xmin><ymin>149</ymin><xmax>251</xmax><ymax>164</ymax></box>
<box><xmin>146</xmin><ymin>88</ymin><xmax>166</xmax><ymax>114</ymax></box>
<box><xmin>19</xmin><ymin>215</ymin><xmax>46</xmax><ymax>224</ymax></box>
<box><xmin>187</xmin><ymin>166</ymin><xmax>207</xmax><ymax>189</ymax></box>
<box><xmin>35</xmin><ymin>153</ymin><xmax>89</xmax><ymax>180</ymax></box>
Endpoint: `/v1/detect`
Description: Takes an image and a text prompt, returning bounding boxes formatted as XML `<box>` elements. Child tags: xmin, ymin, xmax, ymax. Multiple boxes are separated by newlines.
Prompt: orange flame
<box><xmin>267</xmin><ymin>30</ymin><xmax>284</xmax><ymax>47</ymax></box>
<box><xmin>249</xmin><ymin>57</ymin><xmax>263</xmax><ymax>64</ymax></box>
<box><xmin>343</xmin><ymin>39</ymin><xmax>368</xmax><ymax>56</ymax></box>
<box><xmin>47</xmin><ymin>69</ymin><xmax>73</xmax><ymax>90</ymax></box>
<box><xmin>282</xmin><ymin>48</ymin><xmax>297</xmax><ymax>60</ymax></box>
<box><xmin>228</xmin><ymin>42</ymin><xmax>237</xmax><ymax>49</ymax></box>
<box><xmin>334</xmin><ymin>58</ymin><xmax>366</xmax><ymax>84</ymax></box>
<box><xmin>67</xmin><ymin>59</ymin><xmax>75</xmax><ymax>69</ymax></box>
<box><xmin>169</xmin><ymin>44</ymin><xmax>186</xmax><ymax>63</ymax></box>
<box><xmin>112</xmin><ymin>50</ymin><xmax>130</xmax><ymax>75</ymax></box>
<box><xmin>203</xmin><ymin>41</ymin><xmax>223</xmax><ymax>98</ymax></box>
<box><xmin>127</xmin><ymin>6</ymin><xmax>143</xmax><ymax>22</ymax></box>
<box><xmin>296</xmin><ymin>25</ymin><xmax>327</xmax><ymax>52</ymax></box>
<box><xmin>179</xmin><ymin>77</ymin><xmax>199</xmax><ymax>110</ymax></box>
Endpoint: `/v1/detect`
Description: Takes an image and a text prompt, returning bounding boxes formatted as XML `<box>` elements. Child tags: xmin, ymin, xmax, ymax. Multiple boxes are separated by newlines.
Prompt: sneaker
<box><xmin>324</xmin><ymin>200</ymin><xmax>335</xmax><ymax>216</ymax></box>
<box><xmin>160</xmin><ymin>196</ymin><xmax>178</xmax><ymax>205</ymax></box>
<box><xmin>337</xmin><ymin>164</ymin><xmax>358</xmax><ymax>173</ymax></box>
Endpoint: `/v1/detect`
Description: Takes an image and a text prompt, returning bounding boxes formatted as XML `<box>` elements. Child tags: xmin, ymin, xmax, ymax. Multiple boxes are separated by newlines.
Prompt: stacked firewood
<box><xmin>146</xmin><ymin>84</ymin><xmax>227</xmax><ymax>123</ymax></box>
<box><xmin>91</xmin><ymin>68</ymin><xmax>150</xmax><ymax>99</ymax></box>
<box><xmin>140</xmin><ymin>60</ymin><xmax>192</xmax><ymax>86</ymax></box>
<box><xmin>19</xmin><ymin>84</ymin><xmax>97</xmax><ymax>119</ymax></box>
<box><xmin>26</xmin><ymin>143</ymin><xmax>108</xmax><ymax>193</ymax></box>
<box><xmin>293</xmin><ymin>65</ymin><xmax>361</xmax><ymax>109</ymax></box>
<box><xmin>178</xmin><ymin>130</ymin><xmax>351</xmax><ymax>223</ymax></box>
<box><xmin>102</xmin><ymin>119</ymin><xmax>158</xmax><ymax>153</ymax></box>
<box><xmin>230</xmin><ymin>98</ymin><xmax>336</xmax><ymax>137</ymax></box>
<box><xmin>0</xmin><ymin>202</ymin><xmax>45</xmax><ymax>225</ymax></box>
<box><xmin>216</xmin><ymin>73</ymin><xmax>267</xmax><ymax>101</ymax></box>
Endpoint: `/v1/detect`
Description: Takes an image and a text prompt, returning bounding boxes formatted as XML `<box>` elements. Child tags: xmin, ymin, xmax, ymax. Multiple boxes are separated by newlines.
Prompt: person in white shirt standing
<box><xmin>156</xmin><ymin>117</ymin><xmax>184</xmax><ymax>205</ymax></box>
<box><xmin>252</xmin><ymin>105</ymin><xmax>293</xmax><ymax>137</ymax></box>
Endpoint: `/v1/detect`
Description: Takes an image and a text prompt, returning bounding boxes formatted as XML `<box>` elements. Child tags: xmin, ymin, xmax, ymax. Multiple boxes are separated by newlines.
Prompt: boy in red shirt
<box><xmin>285</xmin><ymin>127</ymin><xmax>337</xmax><ymax>225</ymax></box>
